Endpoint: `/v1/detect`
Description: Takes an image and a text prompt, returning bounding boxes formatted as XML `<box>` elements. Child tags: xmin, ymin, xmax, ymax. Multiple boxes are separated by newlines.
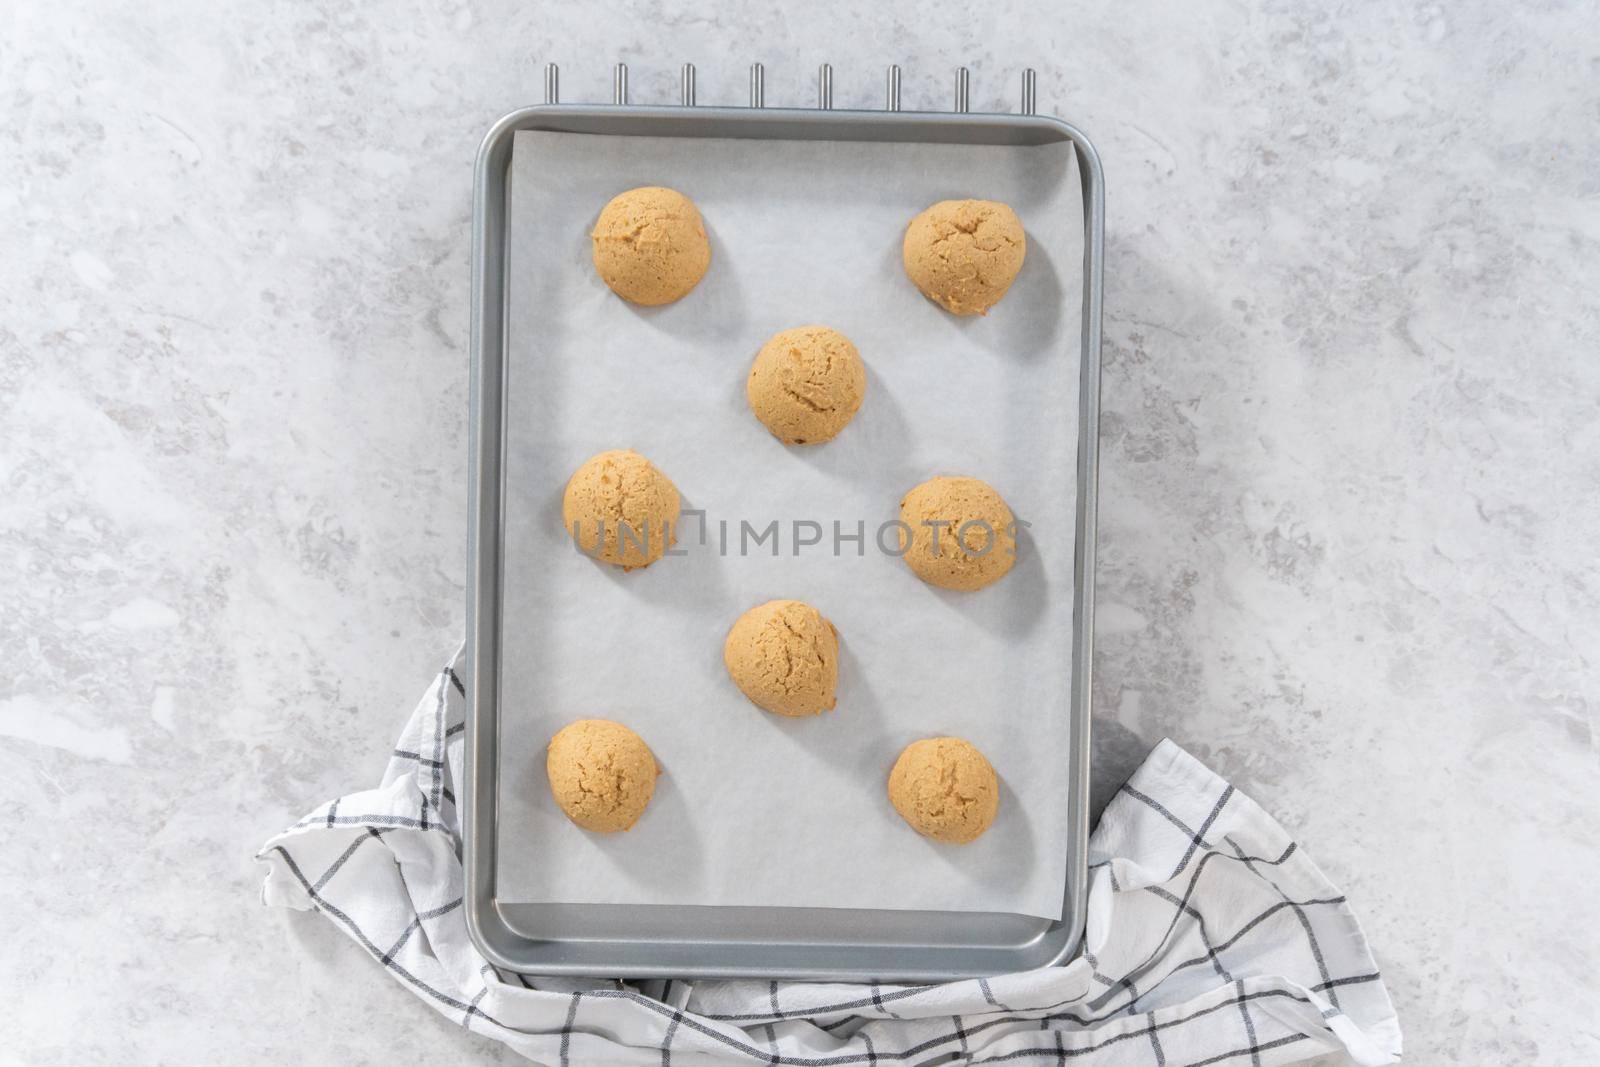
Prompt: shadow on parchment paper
<box><xmin>947</xmin><ymin>243</ymin><xmax>1066</xmax><ymax>362</ymax></box>
<box><xmin>614</xmin><ymin>216</ymin><xmax>750</xmax><ymax>343</ymax></box>
<box><xmin>1090</xmin><ymin>717</ymin><xmax>1157</xmax><ymax>828</ymax></box>
<box><xmin>712</xmin><ymin>353</ymin><xmax>923</xmax><ymax>516</ymax></box>
<box><xmin>587</xmin><ymin>494</ymin><xmax>733</xmax><ymax>610</ymax></box>
<box><xmin>876</xmin><ymin>227</ymin><xmax>1067</xmax><ymax>362</ymax></box>
<box><xmin>547</xmin><ymin>752</ymin><xmax>708</xmax><ymax>896</ymax></box>
<box><xmin>918</xmin><ymin>518</ymin><xmax>1048</xmax><ymax>640</ymax></box>
<box><xmin>755</xmin><ymin>629</ymin><xmax>890</xmax><ymax>784</ymax></box>
<box><xmin>914</xmin><ymin>773</ymin><xmax>1036</xmax><ymax>893</ymax></box>
<box><xmin>786</xmin><ymin>365</ymin><xmax>920</xmax><ymax>492</ymax></box>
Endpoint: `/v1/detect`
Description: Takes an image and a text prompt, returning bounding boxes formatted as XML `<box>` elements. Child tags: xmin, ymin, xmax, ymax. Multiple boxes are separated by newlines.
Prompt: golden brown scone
<box><xmin>546</xmin><ymin>719</ymin><xmax>659</xmax><ymax>832</ymax></box>
<box><xmin>723</xmin><ymin>599</ymin><xmax>839</xmax><ymax>717</ymax></box>
<box><xmin>746</xmin><ymin>325</ymin><xmax>868</xmax><ymax>445</ymax></box>
<box><xmin>562</xmin><ymin>449</ymin><xmax>681</xmax><ymax>571</ymax></box>
<box><xmin>902</xmin><ymin>199</ymin><xmax>1026</xmax><ymax>316</ymax></box>
<box><xmin>591</xmin><ymin>186</ymin><xmax>711</xmax><ymax>306</ymax></box>
<box><xmin>898</xmin><ymin>475</ymin><xmax>1017</xmax><ymax>591</ymax></box>
<box><xmin>888</xmin><ymin>737</ymin><xmax>1000</xmax><ymax>844</ymax></box>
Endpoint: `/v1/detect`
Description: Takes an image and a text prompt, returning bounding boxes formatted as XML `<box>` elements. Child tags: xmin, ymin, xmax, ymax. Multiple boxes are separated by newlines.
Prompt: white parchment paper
<box><xmin>497</xmin><ymin>129</ymin><xmax>1082</xmax><ymax>919</ymax></box>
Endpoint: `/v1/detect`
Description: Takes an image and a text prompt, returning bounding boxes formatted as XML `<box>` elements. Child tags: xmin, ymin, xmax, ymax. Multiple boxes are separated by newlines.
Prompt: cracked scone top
<box><xmin>591</xmin><ymin>186</ymin><xmax>711</xmax><ymax>306</ymax></box>
<box><xmin>887</xmin><ymin>737</ymin><xmax>1000</xmax><ymax>844</ymax></box>
<box><xmin>898</xmin><ymin>475</ymin><xmax>1018</xmax><ymax>591</ymax></box>
<box><xmin>746</xmin><ymin>325</ymin><xmax>868</xmax><ymax>445</ymax></box>
<box><xmin>902</xmin><ymin>199</ymin><xmax>1027</xmax><ymax>316</ymax></box>
<box><xmin>546</xmin><ymin>719</ymin><xmax>659</xmax><ymax>833</ymax></box>
<box><xmin>562</xmin><ymin>449</ymin><xmax>681</xmax><ymax>571</ymax></box>
<box><xmin>723</xmin><ymin>599</ymin><xmax>839</xmax><ymax>718</ymax></box>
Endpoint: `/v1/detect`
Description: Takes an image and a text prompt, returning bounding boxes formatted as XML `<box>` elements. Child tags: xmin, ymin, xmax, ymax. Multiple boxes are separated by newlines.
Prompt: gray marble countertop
<box><xmin>4</xmin><ymin>1</ymin><xmax>1596</xmax><ymax>1063</ymax></box>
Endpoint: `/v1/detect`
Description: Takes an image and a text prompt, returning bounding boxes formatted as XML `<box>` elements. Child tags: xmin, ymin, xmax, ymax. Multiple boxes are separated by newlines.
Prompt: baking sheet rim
<box><xmin>465</xmin><ymin>102</ymin><xmax>1102</xmax><ymax>981</ymax></box>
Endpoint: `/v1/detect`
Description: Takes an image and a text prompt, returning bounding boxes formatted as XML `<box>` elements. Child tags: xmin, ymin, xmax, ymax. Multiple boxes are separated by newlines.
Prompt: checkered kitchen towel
<box><xmin>258</xmin><ymin>651</ymin><xmax>1401</xmax><ymax>1065</ymax></box>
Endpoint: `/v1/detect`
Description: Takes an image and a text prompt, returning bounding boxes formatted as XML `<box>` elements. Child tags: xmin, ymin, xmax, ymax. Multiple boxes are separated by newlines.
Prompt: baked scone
<box><xmin>902</xmin><ymin>199</ymin><xmax>1026</xmax><ymax>316</ymax></box>
<box><xmin>898</xmin><ymin>475</ymin><xmax>1017</xmax><ymax>591</ymax></box>
<box><xmin>723</xmin><ymin>599</ymin><xmax>839</xmax><ymax>717</ymax></box>
<box><xmin>746</xmin><ymin>325</ymin><xmax>867</xmax><ymax>445</ymax></box>
<box><xmin>888</xmin><ymin>737</ymin><xmax>999</xmax><ymax>844</ymax></box>
<box><xmin>562</xmin><ymin>449</ymin><xmax>681</xmax><ymax>571</ymax></box>
<box><xmin>591</xmin><ymin>186</ymin><xmax>711</xmax><ymax>306</ymax></box>
<box><xmin>546</xmin><ymin>719</ymin><xmax>659</xmax><ymax>832</ymax></box>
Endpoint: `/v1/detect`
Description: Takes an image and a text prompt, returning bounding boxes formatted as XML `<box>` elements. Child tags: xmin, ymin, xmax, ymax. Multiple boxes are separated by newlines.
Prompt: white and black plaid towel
<box><xmin>259</xmin><ymin>651</ymin><xmax>1401</xmax><ymax>1066</ymax></box>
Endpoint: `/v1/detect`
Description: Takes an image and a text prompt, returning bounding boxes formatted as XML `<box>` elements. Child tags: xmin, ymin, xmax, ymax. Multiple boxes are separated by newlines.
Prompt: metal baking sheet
<box><xmin>467</xmin><ymin>102</ymin><xmax>1103</xmax><ymax>981</ymax></box>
